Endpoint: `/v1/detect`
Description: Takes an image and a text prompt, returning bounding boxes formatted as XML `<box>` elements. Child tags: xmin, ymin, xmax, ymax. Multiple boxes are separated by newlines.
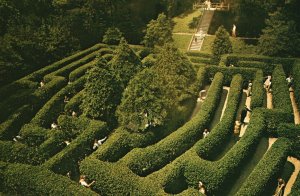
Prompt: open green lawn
<box><xmin>172</xmin><ymin>10</ymin><xmax>202</xmax><ymax>33</ymax></box>
<box><xmin>201</xmin><ymin>35</ymin><xmax>258</xmax><ymax>54</ymax></box>
<box><xmin>173</xmin><ymin>34</ymin><xmax>193</xmax><ymax>51</ymax></box>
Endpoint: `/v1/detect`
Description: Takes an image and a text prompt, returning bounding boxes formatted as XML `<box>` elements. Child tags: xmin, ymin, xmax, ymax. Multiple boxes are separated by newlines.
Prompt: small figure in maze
<box><xmin>93</xmin><ymin>136</ymin><xmax>107</xmax><ymax>150</ymax></box>
<box><xmin>79</xmin><ymin>175</ymin><xmax>95</xmax><ymax>188</ymax></box>
<box><xmin>39</xmin><ymin>80</ymin><xmax>45</xmax><ymax>88</ymax></box>
<box><xmin>240</xmin><ymin>105</ymin><xmax>252</xmax><ymax>125</ymax></box>
<box><xmin>13</xmin><ymin>135</ymin><xmax>22</xmax><ymax>142</ymax></box>
<box><xmin>51</xmin><ymin>122</ymin><xmax>58</xmax><ymax>129</ymax></box>
<box><xmin>198</xmin><ymin>181</ymin><xmax>207</xmax><ymax>195</ymax></box>
<box><xmin>72</xmin><ymin>111</ymin><xmax>77</xmax><ymax>117</ymax></box>
<box><xmin>273</xmin><ymin>178</ymin><xmax>285</xmax><ymax>196</ymax></box>
<box><xmin>286</xmin><ymin>75</ymin><xmax>294</xmax><ymax>91</ymax></box>
<box><xmin>203</xmin><ymin>129</ymin><xmax>210</xmax><ymax>138</ymax></box>
<box><xmin>264</xmin><ymin>75</ymin><xmax>272</xmax><ymax>93</ymax></box>
<box><xmin>247</xmin><ymin>80</ymin><xmax>252</xmax><ymax>97</ymax></box>
<box><xmin>64</xmin><ymin>96</ymin><xmax>69</xmax><ymax>103</ymax></box>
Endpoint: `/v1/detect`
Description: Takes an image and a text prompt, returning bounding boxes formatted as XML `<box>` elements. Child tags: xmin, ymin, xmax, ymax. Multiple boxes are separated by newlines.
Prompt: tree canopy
<box><xmin>211</xmin><ymin>26</ymin><xmax>232</xmax><ymax>63</ymax></box>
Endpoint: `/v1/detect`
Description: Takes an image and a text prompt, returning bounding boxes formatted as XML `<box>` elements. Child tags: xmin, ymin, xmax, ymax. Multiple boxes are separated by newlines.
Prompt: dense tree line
<box><xmin>0</xmin><ymin>0</ymin><xmax>194</xmax><ymax>87</ymax></box>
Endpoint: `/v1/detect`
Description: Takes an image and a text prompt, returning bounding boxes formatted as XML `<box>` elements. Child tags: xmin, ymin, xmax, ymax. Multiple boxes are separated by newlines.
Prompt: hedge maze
<box><xmin>0</xmin><ymin>42</ymin><xmax>300</xmax><ymax>196</ymax></box>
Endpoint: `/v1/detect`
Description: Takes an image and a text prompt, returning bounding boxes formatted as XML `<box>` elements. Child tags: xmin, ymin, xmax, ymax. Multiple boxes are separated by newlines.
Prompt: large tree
<box><xmin>258</xmin><ymin>4</ymin><xmax>300</xmax><ymax>57</ymax></box>
<box><xmin>81</xmin><ymin>58</ymin><xmax>122</xmax><ymax>122</ymax></box>
<box><xmin>211</xmin><ymin>26</ymin><xmax>232</xmax><ymax>64</ymax></box>
<box><xmin>117</xmin><ymin>68</ymin><xmax>169</xmax><ymax>131</ymax></box>
<box><xmin>142</xmin><ymin>13</ymin><xmax>173</xmax><ymax>47</ymax></box>
<box><xmin>109</xmin><ymin>38</ymin><xmax>144</xmax><ymax>88</ymax></box>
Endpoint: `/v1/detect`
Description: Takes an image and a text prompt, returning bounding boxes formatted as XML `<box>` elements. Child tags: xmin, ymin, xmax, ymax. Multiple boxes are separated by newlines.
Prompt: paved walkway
<box><xmin>189</xmin><ymin>10</ymin><xmax>214</xmax><ymax>51</ymax></box>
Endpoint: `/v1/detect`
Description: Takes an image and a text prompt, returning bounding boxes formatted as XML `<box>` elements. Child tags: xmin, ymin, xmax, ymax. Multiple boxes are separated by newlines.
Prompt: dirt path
<box><xmin>267</xmin><ymin>91</ymin><xmax>273</xmax><ymax>109</ymax></box>
<box><xmin>285</xmin><ymin>157</ymin><xmax>300</xmax><ymax>195</ymax></box>
<box><xmin>239</xmin><ymin>89</ymin><xmax>251</xmax><ymax>137</ymax></box>
<box><xmin>290</xmin><ymin>90</ymin><xmax>300</xmax><ymax>124</ymax></box>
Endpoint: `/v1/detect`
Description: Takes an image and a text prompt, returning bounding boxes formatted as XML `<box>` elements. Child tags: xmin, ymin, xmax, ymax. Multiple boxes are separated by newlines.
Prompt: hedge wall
<box><xmin>272</xmin><ymin>64</ymin><xmax>293</xmax><ymax>115</ymax></box>
<box><xmin>219</xmin><ymin>54</ymin><xmax>295</xmax><ymax>75</ymax></box>
<box><xmin>43</xmin><ymin>120</ymin><xmax>108</xmax><ymax>175</ymax></box>
<box><xmin>64</xmin><ymin>90</ymin><xmax>84</xmax><ymax>113</ymax></box>
<box><xmin>30</xmin><ymin>76</ymin><xmax>85</xmax><ymax>128</ymax></box>
<box><xmin>292</xmin><ymin>59</ymin><xmax>300</xmax><ymax>110</ymax></box>
<box><xmin>186</xmin><ymin>51</ymin><xmax>212</xmax><ymax>58</ymax></box>
<box><xmin>195</xmin><ymin>74</ymin><xmax>243</xmax><ymax>160</ymax></box>
<box><xmin>251</xmin><ymin>70</ymin><xmax>265</xmax><ymax>109</ymax></box>
<box><xmin>290</xmin><ymin>172</ymin><xmax>300</xmax><ymax>196</ymax></box>
<box><xmin>207</xmin><ymin>65</ymin><xmax>256</xmax><ymax>86</ymax></box>
<box><xmin>0</xmin><ymin>161</ymin><xmax>97</xmax><ymax>195</ymax></box>
<box><xmin>68</xmin><ymin>61</ymin><xmax>95</xmax><ymax>82</ymax></box>
<box><xmin>237</xmin><ymin>61</ymin><xmax>272</xmax><ymax>75</ymax></box>
<box><xmin>189</xmin><ymin>57</ymin><xmax>211</xmax><ymax>65</ymax></box>
<box><xmin>124</xmin><ymin>72</ymin><xmax>224</xmax><ymax>176</ymax></box>
<box><xmin>0</xmin><ymin>43</ymin><xmax>104</xmax><ymax>101</ymax></box>
<box><xmin>277</xmin><ymin>123</ymin><xmax>300</xmax><ymax>159</ymax></box>
<box><xmin>236</xmin><ymin>138</ymin><xmax>291</xmax><ymax>196</ymax></box>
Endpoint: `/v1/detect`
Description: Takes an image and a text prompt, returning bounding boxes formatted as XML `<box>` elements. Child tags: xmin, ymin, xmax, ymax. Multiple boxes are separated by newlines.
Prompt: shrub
<box><xmin>186</xmin><ymin>51</ymin><xmax>212</xmax><ymax>58</ymax></box>
<box><xmin>102</xmin><ymin>53</ymin><xmax>114</xmax><ymax>62</ymax></box>
<box><xmin>277</xmin><ymin>123</ymin><xmax>300</xmax><ymax>159</ymax></box>
<box><xmin>98</xmin><ymin>47</ymin><xmax>114</xmax><ymax>55</ymax></box>
<box><xmin>19</xmin><ymin>123</ymin><xmax>49</xmax><ymax>146</ymax></box>
<box><xmin>272</xmin><ymin>65</ymin><xmax>293</xmax><ymax>114</ymax></box>
<box><xmin>141</xmin><ymin>54</ymin><xmax>156</xmax><ymax>67</ymax></box>
<box><xmin>189</xmin><ymin>57</ymin><xmax>211</xmax><ymax>64</ymax></box>
<box><xmin>136</xmin><ymin>47</ymin><xmax>152</xmax><ymax>60</ymax></box>
<box><xmin>292</xmin><ymin>60</ymin><xmax>300</xmax><ymax>110</ymax></box>
<box><xmin>211</xmin><ymin>26</ymin><xmax>232</xmax><ymax>63</ymax></box>
<box><xmin>1</xmin><ymin>162</ymin><xmax>97</xmax><ymax>195</ymax></box>
<box><xmin>102</xmin><ymin>27</ymin><xmax>123</xmax><ymax>45</ymax></box>
<box><xmin>64</xmin><ymin>90</ymin><xmax>84</xmax><ymax>113</ymax></box>
<box><xmin>236</xmin><ymin>138</ymin><xmax>291</xmax><ymax>196</ymax></box>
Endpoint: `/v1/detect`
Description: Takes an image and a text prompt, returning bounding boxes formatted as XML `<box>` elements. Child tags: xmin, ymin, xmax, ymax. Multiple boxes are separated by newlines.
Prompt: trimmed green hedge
<box><xmin>236</xmin><ymin>138</ymin><xmax>291</xmax><ymax>196</ymax></box>
<box><xmin>64</xmin><ymin>90</ymin><xmax>84</xmax><ymax>113</ymax></box>
<box><xmin>31</xmin><ymin>76</ymin><xmax>85</xmax><ymax>128</ymax></box>
<box><xmin>195</xmin><ymin>74</ymin><xmax>243</xmax><ymax>160</ymax></box>
<box><xmin>272</xmin><ymin>64</ymin><xmax>293</xmax><ymax>114</ymax></box>
<box><xmin>102</xmin><ymin>53</ymin><xmax>114</xmax><ymax>62</ymax></box>
<box><xmin>237</xmin><ymin>61</ymin><xmax>272</xmax><ymax>75</ymax></box>
<box><xmin>0</xmin><ymin>161</ymin><xmax>97</xmax><ymax>195</ymax></box>
<box><xmin>186</xmin><ymin>51</ymin><xmax>212</xmax><ymax>58</ymax></box>
<box><xmin>98</xmin><ymin>47</ymin><xmax>113</xmax><ymax>55</ymax></box>
<box><xmin>292</xmin><ymin>59</ymin><xmax>300</xmax><ymax>110</ymax></box>
<box><xmin>207</xmin><ymin>65</ymin><xmax>256</xmax><ymax>86</ymax></box>
<box><xmin>124</xmin><ymin>72</ymin><xmax>224</xmax><ymax>176</ymax></box>
<box><xmin>43</xmin><ymin>120</ymin><xmax>109</xmax><ymax>175</ymax></box>
<box><xmin>19</xmin><ymin>123</ymin><xmax>49</xmax><ymax>146</ymax></box>
<box><xmin>68</xmin><ymin>61</ymin><xmax>95</xmax><ymax>82</ymax></box>
<box><xmin>277</xmin><ymin>123</ymin><xmax>300</xmax><ymax>159</ymax></box>
<box><xmin>219</xmin><ymin>54</ymin><xmax>295</xmax><ymax>75</ymax></box>
<box><xmin>251</xmin><ymin>70</ymin><xmax>265</xmax><ymax>109</ymax></box>
<box><xmin>189</xmin><ymin>57</ymin><xmax>211</xmax><ymax>64</ymax></box>
<box><xmin>0</xmin><ymin>43</ymin><xmax>104</xmax><ymax>101</ymax></box>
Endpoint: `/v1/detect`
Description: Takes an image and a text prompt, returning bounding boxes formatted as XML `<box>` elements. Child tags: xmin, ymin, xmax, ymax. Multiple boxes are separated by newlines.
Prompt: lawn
<box><xmin>172</xmin><ymin>9</ymin><xmax>202</xmax><ymax>33</ymax></box>
<box><xmin>173</xmin><ymin>34</ymin><xmax>193</xmax><ymax>51</ymax></box>
<box><xmin>201</xmin><ymin>35</ymin><xmax>258</xmax><ymax>54</ymax></box>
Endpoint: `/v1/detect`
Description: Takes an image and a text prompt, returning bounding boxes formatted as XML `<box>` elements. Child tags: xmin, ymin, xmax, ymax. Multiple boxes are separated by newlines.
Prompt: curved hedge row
<box><xmin>236</xmin><ymin>138</ymin><xmax>291</xmax><ymax>196</ymax></box>
<box><xmin>195</xmin><ymin>74</ymin><xmax>243</xmax><ymax>160</ymax></box>
<box><xmin>0</xmin><ymin>161</ymin><xmax>97</xmax><ymax>195</ymax></box>
<box><xmin>219</xmin><ymin>54</ymin><xmax>295</xmax><ymax>74</ymax></box>
<box><xmin>207</xmin><ymin>65</ymin><xmax>256</xmax><ymax>86</ymax></box>
<box><xmin>68</xmin><ymin>61</ymin><xmax>95</xmax><ymax>82</ymax></box>
<box><xmin>43</xmin><ymin>120</ymin><xmax>109</xmax><ymax>175</ymax></box>
<box><xmin>272</xmin><ymin>64</ymin><xmax>293</xmax><ymax>114</ymax></box>
<box><xmin>30</xmin><ymin>76</ymin><xmax>86</xmax><ymax>128</ymax></box>
<box><xmin>124</xmin><ymin>72</ymin><xmax>224</xmax><ymax>176</ymax></box>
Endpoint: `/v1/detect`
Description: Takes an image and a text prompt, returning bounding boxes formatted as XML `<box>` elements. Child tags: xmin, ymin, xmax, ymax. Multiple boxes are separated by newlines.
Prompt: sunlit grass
<box><xmin>172</xmin><ymin>10</ymin><xmax>202</xmax><ymax>33</ymax></box>
<box><xmin>173</xmin><ymin>34</ymin><xmax>193</xmax><ymax>51</ymax></box>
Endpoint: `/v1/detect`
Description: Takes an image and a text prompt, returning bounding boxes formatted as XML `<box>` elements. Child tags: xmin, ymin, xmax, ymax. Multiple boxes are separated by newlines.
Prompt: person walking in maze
<box><xmin>286</xmin><ymin>75</ymin><xmax>294</xmax><ymax>90</ymax></box>
<box><xmin>198</xmin><ymin>181</ymin><xmax>207</xmax><ymax>195</ymax></box>
<box><xmin>203</xmin><ymin>129</ymin><xmax>210</xmax><ymax>138</ymax></box>
<box><xmin>93</xmin><ymin>136</ymin><xmax>107</xmax><ymax>150</ymax></box>
<box><xmin>240</xmin><ymin>105</ymin><xmax>252</xmax><ymax>125</ymax></box>
<box><xmin>274</xmin><ymin>178</ymin><xmax>285</xmax><ymax>196</ymax></box>
<box><xmin>247</xmin><ymin>80</ymin><xmax>252</xmax><ymax>97</ymax></box>
<box><xmin>79</xmin><ymin>175</ymin><xmax>95</xmax><ymax>188</ymax></box>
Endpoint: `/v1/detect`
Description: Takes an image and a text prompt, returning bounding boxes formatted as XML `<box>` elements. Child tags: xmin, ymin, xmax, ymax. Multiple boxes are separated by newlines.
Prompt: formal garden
<box><xmin>0</xmin><ymin>0</ymin><xmax>300</xmax><ymax>195</ymax></box>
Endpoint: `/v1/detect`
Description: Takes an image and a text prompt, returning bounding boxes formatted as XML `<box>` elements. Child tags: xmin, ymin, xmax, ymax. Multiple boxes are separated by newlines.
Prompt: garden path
<box><xmin>189</xmin><ymin>10</ymin><xmax>214</xmax><ymax>51</ymax></box>
<box><xmin>239</xmin><ymin>89</ymin><xmax>251</xmax><ymax>137</ymax></box>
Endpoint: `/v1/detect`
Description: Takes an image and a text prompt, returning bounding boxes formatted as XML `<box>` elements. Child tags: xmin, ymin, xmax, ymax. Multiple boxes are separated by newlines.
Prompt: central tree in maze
<box><xmin>211</xmin><ymin>25</ymin><xmax>232</xmax><ymax>64</ymax></box>
<box><xmin>109</xmin><ymin>38</ymin><xmax>144</xmax><ymax>88</ymax></box>
<box><xmin>81</xmin><ymin>57</ymin><xmax>122</xmax><ymax>123</ymax></box>
<box><xmin>117</xmin><ymin>44</ymin><xmax>197</xmax><ymax>132</ymax></box>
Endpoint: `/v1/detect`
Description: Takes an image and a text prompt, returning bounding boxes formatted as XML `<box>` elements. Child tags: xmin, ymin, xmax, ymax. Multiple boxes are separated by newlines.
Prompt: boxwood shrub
<box><xmin>189</xmin><ymin>57</ymin><xmax>211</xmax><ymax>64</ymax></box>
<box><xmin>272</xmin><ymin>64</ymin><xmax>293</xmax><ymax>114</ymax></box>
<box><xmin>277</xmin><ymin>123</ymin><xmax>300</xmax><ymax>159</ymax></box>
<box><xmin>0</xmin><ymin>161</ymin><xmax>97</xmax><ymax>195</ymax></box>
<box><xmin>68</xmin><ymin>61</ymin><xmax>95</xmax><ymax>82</ymax></box>
<box><xmin>236</xmin><ymin>138</ymin><xmax>291</xmax><ymax>196</ymax></box>
<box><xmin>292</xmin><ymin>59</ymin><xmax>300</xmax><ymax>110</ymax></box>
<box><xmin>64</xmin><ymin>90</ymin><xmax>84</xmax><ymax>113</ymax></box>
<box><xmin>124</xmin><ymin>72</ymin><xmax>224</xmax><ymax>176</ymax></box>
<box><xmin>195</xmin><ymin>74</ymin><xmax>243</xmax><ymax>160</ymax></box>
